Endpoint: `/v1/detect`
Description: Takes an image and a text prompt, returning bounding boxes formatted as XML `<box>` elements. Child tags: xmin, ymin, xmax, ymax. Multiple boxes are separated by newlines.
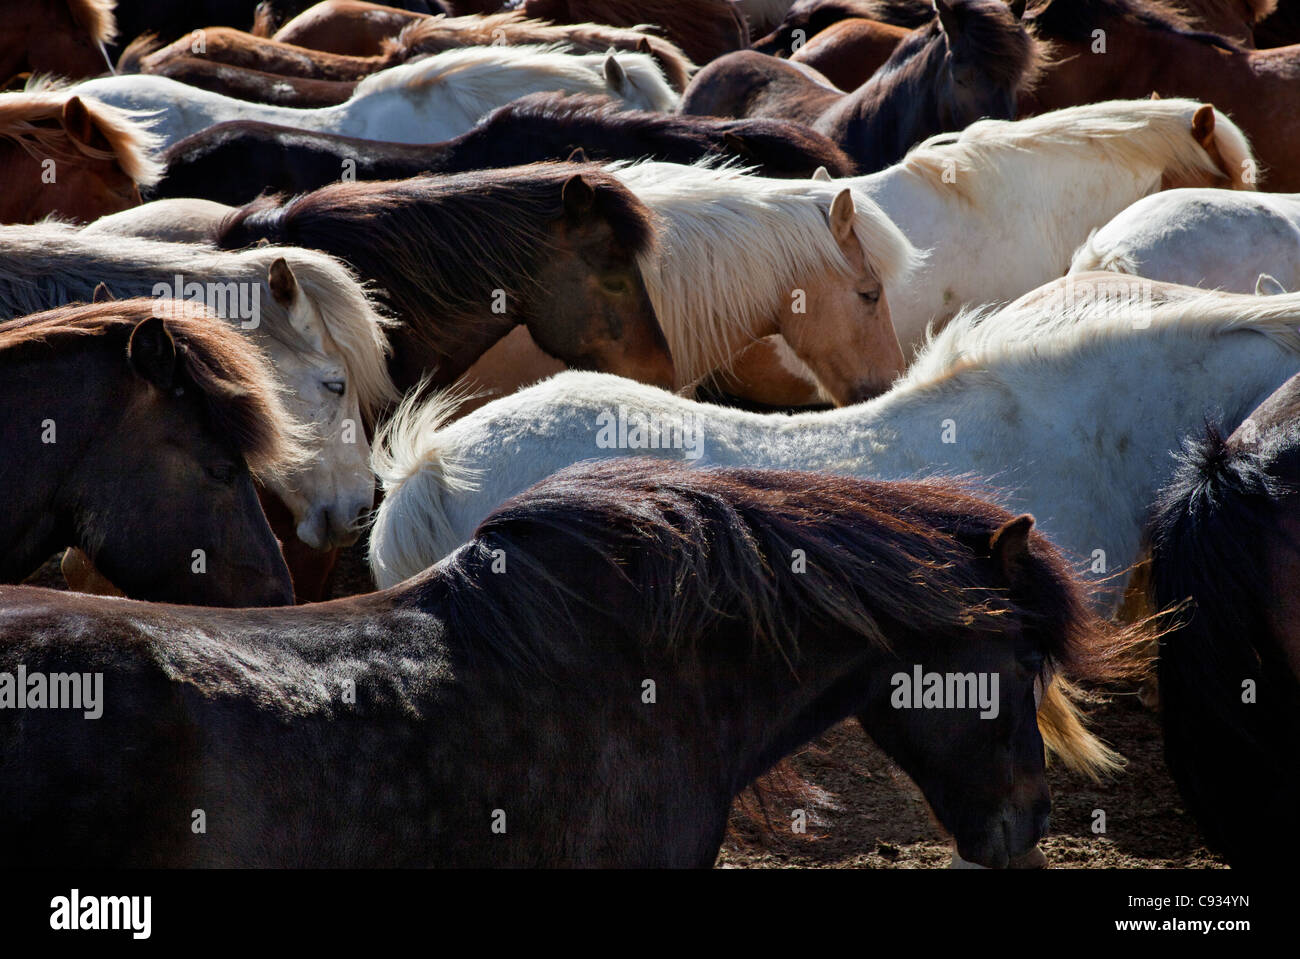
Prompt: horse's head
<box><xmin>529</xmin><ymin>172</ymin><xmax>675</xmax><ymax>391</ymax></box>
<box><xmin>931</xmin><ymin>0</ymin><xmax>1042</xmax><ymax>129</ymax></box>
<box><xmin>1161</xmin><ymin>103</ymin><xmax>1258</xmax><ymax>191</ymax></box>
<box><xmin>252</xmin><ymin>257</ymin><xmax>376</xmax><ymax>551</ymax></box>
<box><xmin>754</xmin><ymin>0</ymin><xmax>863</xmax><ymax>57</ymax></box>
<box><xmin>777</xmin><ymin>187</ymin><xmax>907</xmax><ymax>405</ymax></box>
<box><xmin>1</xmin><ymin>96</ymin><xmax>143</xmax><ymax>224</ymax></box>
<box><xmin>856</xmin><ymin>515</ymin><xmax>1059</xmax><ymax>867</ymax></box>
<box><xmin>79</xmin><ymin>311</ymin><xmax>295</xmax><ymax>606</ymax></box>
<box><xmin>15</xmin><ymin>0</ymin><xmax>114</xmax><ymax>80</ymax></box>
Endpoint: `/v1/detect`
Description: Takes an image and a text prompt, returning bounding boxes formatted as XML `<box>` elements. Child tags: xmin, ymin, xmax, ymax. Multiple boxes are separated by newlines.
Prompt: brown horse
<box><xmin>1147</xmin><ymin>372</ymin><xmax>1300</xmax><ymax>866</ymax></box>
<box><xmin>1</xmin><ymin>0</ymin><xmax>115</xmax><ymax>83</ymax></box>
<box><xmin>0</xmin><ymin>90</ymin><xmax>162</xmax><ymax>224</ymax></box>
<box><xmin>125</xmin><ymin>12</ymin><xmax>693</xmax><ymax>90</ymax></box>
<box><xmin>755</xmin><ymin>0</ymin><xmax>932</xmax><ymax>54</ymax></box>
<box><xmin>1179</xmin><ymin>0</ymin><xmax>1276</xmax><ymax>45</ymax></box>
<box><xmin>790</xmin><ymin>16</ymin><xmax>914</xmax><ymax>89</ymax></box>
<box><xmin>1021</xmin><ymin>0</ymin><xmax>1300</xmax><ymax>190</ymax></box>
<box><xmin>216</xmin><ymin>164</ymin><xmax>674</xmax><ymax>395</ymax></box>
<box><xmin>0</xmin><ymin>458</ymin><xmax>1137</xmax><ymax>867</ymax></box>
<box><xmin>271</xmin><ymin>0</ymin><xmax>429</xmax><ymax>55</ymax></box>
<box><xmin>0</xmin><ymin>298</ymin><xmax>299</xmax><ymax>607</ymax></box>
<box><xmin>523</xmin><ymin>0</ymin><xmax>749</xmax><ymax>64</ymax></box>
<box><xmin>142</xmin><ymin>57</ymin><xmax>359</xmax><ymax>107</ymax></box>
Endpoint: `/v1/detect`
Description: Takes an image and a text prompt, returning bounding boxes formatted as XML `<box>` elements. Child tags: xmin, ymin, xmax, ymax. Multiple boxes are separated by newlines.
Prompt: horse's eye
<box><xmin>601</xmin><ymin>276</ymin><xmax>631</xmax><ymax>295</ymax></box>
<box><xmin>206</xmin><ymin>464</ymin><xmax>238</xmax><ymax>486</ymax></box>
<box><xmin>323</xmin><ymin>380</ymin><xmax>346</xmax><ymax>396</ymax></box>
<box><xmin>860</xmin><ymin>290</ymin><xmax>880</xmax><ymax>303</ymax></box>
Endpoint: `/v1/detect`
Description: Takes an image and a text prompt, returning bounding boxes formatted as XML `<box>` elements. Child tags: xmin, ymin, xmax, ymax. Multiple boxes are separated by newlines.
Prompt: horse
<box><xmin>755</xmin><ymin>0</ymin><xmax>933</xmax><ymax>54</ymax></box>
<box><xmin>366</xmin><ymin>284</ymin><xmax>1300</xmax><ymax>633</ymax></box>
<box><xmin>136</xmin><ymin>57</ymin><xmax>360</xmax><ymax>108</ymax></box>
<box><xmin>215</xmin><ymin>164</ymin><xmax>674</xmax><ymax>397</ymax></box>
<box><xmin>0</xmin><ymin>222</ymin><xmax>397</xmax><ymax>568</ymax></box>
<box><xmin>67</xmin><ymin>44</ymin><xmax>677</xmax><ymax>149</ymax></box>
<box><xmin>737</xmin><ymin>0</ymin><xmax>802</xmax><ymax>37</ymax></box>
<box><xmin>1</xmin><ymin>0</ymin><xmax>116</xmax><ymax>83</ymax></box>
<box><xmin>1146</xmin><ymin>372</ymin><xmax>1300</xmax><ymax>865</ymax></box>
<box><xmin>683</xmin><ymin>0</ymin><xmax>1042</xmax><ymax>173</ymax></box>
<box><xmin>522</xmin><ymin>0</ymin><xmax>749</xmax><ymax>65</ymax></box>
<box><xmin>0</xmin><ymin>457</ymin><xmax>1136</xmax><ymax>867</ymax></box>
<box><xmin>1178</xmin><ymin>0</ymin><xmax>1277</xmax><ymax>45</ymax></box>
<box><xmin>1020</xmin><ymin>0</ymin><xmax>1300</xmax><ymax>191</ymax></box>
<box><xmin>150</xmin><ymin>95</ymin><xmax>856</xmax><ymax>206</ymax></box>
<box><xmin>0</xmin><ymin>298</ymin><xmax>299</xmax><ymax>607</ymax></box>
<box><xmin>449</xmin><ymin>160</ymin><xmax>918</xmax><ymax>413</ymax></box>
<box><xmin>271</xmin><ymin>0</ymin><xmax>430</xmax><ymax>55</ymax></box>
<box><xmin>789</xmin><ymin>17</ymin><xmax>915</xmax><ymax>89</ymax></box>
<box><xmin>126</xmin><ymin>12</ymin><xmax>694</xmax><ymax>91</ymax></box>
<box><xmin>1070</xmin><ymin>188</ymin><xmax>1300</xmax><ymax>293</ymax></box>
<box><xmin>0</xmin><ymin>91</ymin><xmax>162</xmax><ymax>224</ymax></box>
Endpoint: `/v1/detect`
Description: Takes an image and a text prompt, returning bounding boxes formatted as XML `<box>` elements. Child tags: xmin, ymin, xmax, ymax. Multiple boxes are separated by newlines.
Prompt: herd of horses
<box><xmin>1</xmin><ymin>0</ymin><xmax>1297</xmax><ymax>869</ymax></box>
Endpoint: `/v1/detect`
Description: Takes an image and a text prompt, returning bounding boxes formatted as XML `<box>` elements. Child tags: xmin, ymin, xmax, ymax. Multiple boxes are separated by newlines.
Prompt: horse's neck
<box><xmin>390</xmin><ymin>309</ymin><xmax>518</xmax><ymax>392</ymax></box>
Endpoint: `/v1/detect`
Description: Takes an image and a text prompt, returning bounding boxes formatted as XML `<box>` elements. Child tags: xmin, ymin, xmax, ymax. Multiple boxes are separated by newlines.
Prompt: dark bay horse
<box><xmin>139</xmin><ymin>57</ymin><xmax>359</xmax><ymax>107</ymax></box>
<box><xmin>216</xmin><ymin>164</ymin><xmax>673</xmax><ymax>395</ymax></box>
<box><xmin>153</xmin><ymin>94</ymin><xmax>855</xmax><ymax>205</ymax></box>
<box><xmin>1148</xmin><ymin>374</ymin><xmax>1300</xmax><ymax>866</ymax></box>
<box><xmin>682</xmin><ymin>0</ymin><xmax>1042</xmax><ymax>172</ymax></box>
<box><xmin>755</xmin><ymin>0</ymin><xmax>933</xmax><ymax>54</ymax></box>
<box><xmin>0</xmin><ymin>459</ymin><xmax>1131</xmax><ymax>867</ymax></box>
<box><xmin>1</xmin><ymin>0</ymin><xmax>115</xmax><ymax>82</ymax></box>
<box><xmin>0</xmin><ymin>299</ymin><xmax>297</xmax><ymax>606</ymax></box>
<box><xmin>0</xmin><ymin>91</ymin><xmax>162</xmax><ymax>224</ymax></box>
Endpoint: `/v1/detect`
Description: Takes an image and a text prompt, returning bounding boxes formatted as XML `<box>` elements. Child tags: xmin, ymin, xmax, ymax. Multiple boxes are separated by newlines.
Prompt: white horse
<box><xmin>458</xmin><ymin>160</ymin><xmax>923</xmax><ymax>412</ymax></box>
<box><xmin>1069</xmin><ymin>188</ymin><xmax>1300</xmax><ymax>293</ymax></box>
<box><xmin>368</xmin><ymin>285</ymin><xmax>1300</xmax><ymax>614</ymax></box>
<box><xmin>0</xmin><ymin>223</ymin><xmax>397</xmax><ymax>550</ymax></box>
<box><xmin>62</xmin><ymin>44</ymin><xmax>677</xmax><ymax>148</ymax></box>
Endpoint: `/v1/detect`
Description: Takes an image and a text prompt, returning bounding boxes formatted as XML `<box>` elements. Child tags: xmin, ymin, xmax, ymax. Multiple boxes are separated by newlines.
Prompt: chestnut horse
<box><xmin>272</xmin><ymin>0</ymin><xmax>430</xmax><ymax>55</ymax></box>
<box><xmin>682</xmin><ymin>0</ymin><xmax>1043</xmax><ymax>172</ymax></box>
<box><xmin>0</xmin><ymin>299</ymin><xmax>298</xmax><ymax>607</ymax></box>
<box><xmin>790</xmin><ymin>17</ymin><xmax>915</xmax><ymax>89</ymax></box>
<box><xmin>0</xmin><ymin>91</ymin><xmax>162</xmax><ymax>224</ymax></box>
<box><xmin>1</xmin><ymin>0</ymin><xmax>115</xmax><ymax>83</ymax></box>
<box><xmin>216</xmin><ymin>164</ymin><xmax>673</xmax><ymax>395</ymax></box>
<box><xmin>0</xmin><ymin>458</ymin><xmax>1135</xmax><ymax>867</ymax></box>
<box><xmin>152</xmin><ymin>94</ymin><xmax>855</xmax><ymax>206</ymax></box>
<box><xmin>1148</xmin><ymin>372</ymin><xmax>1300</xmax><ymax>866</ymax></box>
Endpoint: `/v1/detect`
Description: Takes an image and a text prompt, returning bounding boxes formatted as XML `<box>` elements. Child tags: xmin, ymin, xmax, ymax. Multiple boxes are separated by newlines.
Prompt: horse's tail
<box><xmin>1148</xmin><ymin>424</ymin><xmax>1300</xmax><ymax>864</ymax></box>
<box><xmin>1066</xmin><ymin>229</ymin><xmax>1139</xmax><ymax>277</ymax></box>
<box><xmin>116</xmin><ymin>32</ymin><xmax>164</xmax><ymax>74</ymax></box>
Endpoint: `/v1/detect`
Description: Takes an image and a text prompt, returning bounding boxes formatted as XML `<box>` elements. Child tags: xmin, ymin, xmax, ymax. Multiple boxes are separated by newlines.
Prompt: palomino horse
<box><xmin>0</xmin><ymin>221</ymin><xmax>396</xmax><ymax>557</ymax></box>
<box><xmin>682</xmin><ymin>0</ymin><xmax>1043</xmax><ymax>173</ymax></box>
<box><xmin>151</xmin><ymin>95</ymin><xmax>856</xmax><ymax>207</ymax></box>
<box><xmin>1</xmin><ymin>0</ymin><xmax>116</xmax><ymax>82</ymax></box>
<box><xmin>216</xmin><ymin>164</ymin><xmax>674</xmax><ymax>396</ymax></box>
<box><xmin>1020</xmin><ymin>0</ymin><xmax>1300</xmax><ymax>191</ymax></box>
<box><xmin>451</xmin><ymin>160</ymin><xmax>919</xmax><ymax>413</ymax></box>
<box><xmin>1070</xmin><ymin>188</ymin><xmax>1300</xmax><ymax>293</ymax></box>
<box><xmin>129</xmin><ymin>11</ymin><xmax>694</xmax><ymax>91</ymax></box>
<box><xmin>523</xmin><ymin>0</ymin><xmax>749</xmax><ymax>64</ymax></box>
<box><xmin>69</xmin><ymin>44</ymin><xmax>677</xmax><ymax>148</ymax></box>
<box><xmin>0</xmin><ymin>91</ymin><xmax>161</xmax><ymax>224</ymax></box>
<box><xmin>0</xmin><ymin>298</ymin><xmax>299</xmax><ymax>606</ymax></box>
<box><xmin>1147</xmin><ymin>372</ymin><xmax>1300</xmax><ymax>865</ymax></box>
<box><xmin>0</xmin><ymin>458</ymin><xmax>1134</xmax><ymax>867</ymax></box>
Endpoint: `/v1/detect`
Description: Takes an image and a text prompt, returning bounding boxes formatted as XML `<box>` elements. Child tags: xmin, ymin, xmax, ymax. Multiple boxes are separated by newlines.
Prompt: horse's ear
<box><xmin>268</xmin><ymin>257</ymin><xmax>298</xmax><ymax>306</ymax></box>
<box><xmin>60</xmin><ymin>96</ymin><xmax>112</xmax><ymax>153</ymax></box>
<box><xmin>603</xmin><ymin>53</ymin><xmax>627</xmax><ymax>95</ymax></box>
<box><xmin>933</xmin><ymin>0</ymin><xmax>962</xmax><ymax>40</ymax></box>
<box><xmin>91</xmin><ymin>282</ymin><xmax>115</xmax><ymax>303</ymax></box>
<box><xmin>811</xmin><ymin>166</ymin><xmax>833</xmax><ymax>182</ymax></box>
<box><xmin>566</xmin><ymin>146</ymin><xmax>589</xmax><ymax>163</ymax></box>
<box><xmin>829</xmin><ymin>188</ymin><xmax>856</xmax><ymax>243</ymax></box>
<box><xmin>1256</xmin><ymin>273</ymin><xmax>1287</xmax><ymax>295</ymax></box>
<box><xmin>1008</xmin><ymin>0</ymin><xmax>1027</xmax><ymax>18</ymax></box>
<box><xmin>989</xmin><ymin>514</ymin><xmax>1035</xmax><ymax>580</ymax></box>
<box><xmin>254</xmin><ymin>237</ymin><xmax>272</xmax><ymax>248</ymax></box>
<box><xmin>127</xmin><ymin>316</ymin><xmax>178</xmax><ymax>391</ymax></box>
<box><xmin>1191</xmin><ymin>104</ymin><xmax>1216</xmax><ymax>149</ymax></box>
<box><xmin>722</xmin><ymin>131</ymin><xmax>750</xmax><ymax>157</ymax></box>
<box><xmin>636</xmin><ymin>36</ymin><xmax>652</xmax><ymax>54</ymax></box>
<box><xmin>562</xmin><ymin>173</ymin><xmax>596</xmax><ymax>219</ymax></box>
<box><xmin>1149</xmin><ymin>90</ymin><xmax>1161</xmax><ymax>100</ymax></box>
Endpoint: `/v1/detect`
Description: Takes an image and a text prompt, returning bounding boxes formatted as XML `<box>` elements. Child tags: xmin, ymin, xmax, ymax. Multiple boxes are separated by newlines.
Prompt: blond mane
<box><xmin>66</xmin><ymin>0</ymin><xmax>117</xmax><ymax>44</ymax></box>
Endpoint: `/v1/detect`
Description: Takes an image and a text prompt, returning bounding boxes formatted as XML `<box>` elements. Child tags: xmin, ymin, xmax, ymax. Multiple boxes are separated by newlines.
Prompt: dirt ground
<box><xmin>29</xmin><ymin>543</ymin><xmax>1224</xmax><ymax>870</ymax></box>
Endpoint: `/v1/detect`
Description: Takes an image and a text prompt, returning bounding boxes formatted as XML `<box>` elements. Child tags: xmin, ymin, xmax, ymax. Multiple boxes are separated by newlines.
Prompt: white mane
<box><xmin>609</xmin><ymin>159</ymin><xmax>923</xmax><ymax>384</ymax></box>
<box><xmin>352</xmin><ymin>43</ymin><xmax>679</xmax><ymax>113</ymax></box>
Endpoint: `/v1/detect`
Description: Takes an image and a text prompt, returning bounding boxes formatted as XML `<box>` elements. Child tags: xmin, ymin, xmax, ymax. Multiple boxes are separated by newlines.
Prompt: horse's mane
<box><xmin>0</xmin><ymin>90</ymin><xmax>164</xmax><ymax>188</ymax></box>
<box><xmin>66</xmin><ymin>0</ymin><xmax>117</xmax><ymax>44</ymax></box>
<box><xmin>0</xmin><ymin>298</ymin><xmax>306</xmax><ymax>477</ymax></box>
<box><xmin>607</xmin><ymin>159</ymin><xmax>922</xmax><ymax>383</ymax></box>
<box><xmin>426</xmin><ymin>457</ymin><xmax>1121</xmax><ymax>685</ymax></box>
<box><xmin>217</xmin><ymin>164</ymin><xmax>657</xmax><ymax>356</ymax></box>
<box><xmin>899</xmin><ymin>98</ymin><xmax>1255</xmax><ymax>204</ymax></box>
<box><xmin>385</xmin><ymin>11</ymin><xmax>695</xmax><ymax>90</ymax></box>
<box><xmin>351</xmin><ymin>43</ymin><xmax>678</xmax><ymax>112</ymax></box>
<box><xmin>0</xmin><ymin>223</ymin><xmax>397</xmax><ymax>422</ymax></box>
<box><xmin>902</xmin><ymin>287</ymin><xmax>1300</xmax><ymax>390</ymax></box>
<box><xmin>1026</xmin><ymin>0</ymin><xmax>1245</xmax><ymax>51</ymax></box>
